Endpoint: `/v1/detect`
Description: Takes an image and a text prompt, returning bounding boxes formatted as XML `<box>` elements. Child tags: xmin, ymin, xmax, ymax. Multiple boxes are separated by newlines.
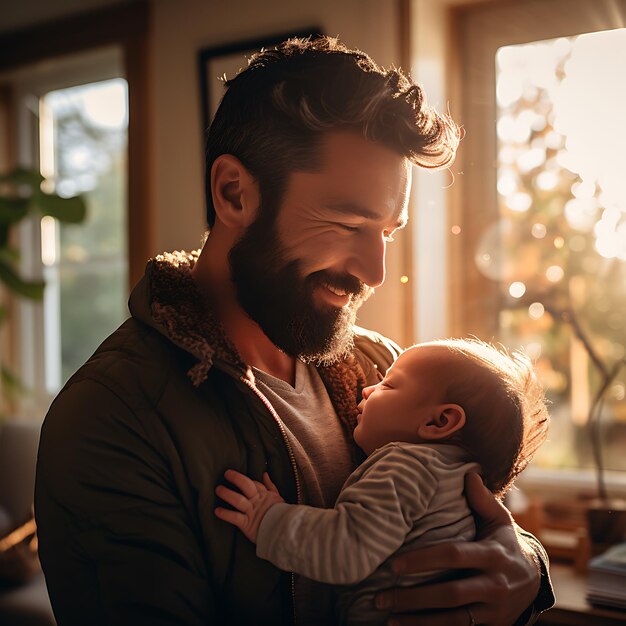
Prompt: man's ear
<box><xmin>210</xmin><ymin>154</ymin><xmax>259</xmax><ymax>229</ymax></box>
<box><xmin>417</xmin><ymin>404</ymin><xmax>466</xmax><ymax>441</ymax></box>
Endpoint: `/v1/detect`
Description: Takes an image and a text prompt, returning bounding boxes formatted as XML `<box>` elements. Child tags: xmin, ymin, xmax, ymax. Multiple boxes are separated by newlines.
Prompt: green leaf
<box><xmin>0</xmin><ymin>247</ymin><xmax>20</xmax><ymax>264</ymax></box>
<box><xmin>34</xmin><ymin>191</ymin><xmax>87</xmax><ymax>223</ymax></box>
<box><xmin>1</xmin><ymin>364</ymin><xmax>27</xmax><ymax>399</ymax></box>
<box><xmin>0</xmin><ymin>167</ymin><xmax>44</xmax><ymax>187</ymax></box>
<box><xmin>0</xmin><ymin>196</ymin><xmax>30</xmax><ymax>223</ymax></box>
<box><xmin>0</xmin><ymin>258</ymin><xmax>45</xmax><ymax>299</ymax></box>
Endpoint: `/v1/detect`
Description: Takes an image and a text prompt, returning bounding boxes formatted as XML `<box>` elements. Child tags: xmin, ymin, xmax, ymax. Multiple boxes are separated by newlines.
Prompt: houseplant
<box><xmin>0</xmin><ymin>166</ymin><xmax>86</xmax><ymax>415</ymax></box>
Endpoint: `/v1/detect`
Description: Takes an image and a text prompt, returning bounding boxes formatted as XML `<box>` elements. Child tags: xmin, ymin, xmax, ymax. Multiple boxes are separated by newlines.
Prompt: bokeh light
<box><xmin>509</xmin><ymin>281</ymin><xmax>526</xmax><ymax>298</ymax></box>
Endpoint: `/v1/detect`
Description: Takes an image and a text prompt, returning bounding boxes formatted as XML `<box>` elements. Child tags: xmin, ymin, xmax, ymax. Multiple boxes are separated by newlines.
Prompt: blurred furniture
<box><xmin>538</xmin><ymin>563</ymin><xmax>626</xmax><ymax>625</ymax></box>
<box><xmin>0</xmin><ymin>420</ymin><xmax>56</xmax><ymax>626</ymax></box>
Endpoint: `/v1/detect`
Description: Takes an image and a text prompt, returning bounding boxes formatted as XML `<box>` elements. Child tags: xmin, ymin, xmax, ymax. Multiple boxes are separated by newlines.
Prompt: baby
<box><xmin>215</xmin><ymin>338</ymin><xmax>550</xmax><ymax>625</ymax></box>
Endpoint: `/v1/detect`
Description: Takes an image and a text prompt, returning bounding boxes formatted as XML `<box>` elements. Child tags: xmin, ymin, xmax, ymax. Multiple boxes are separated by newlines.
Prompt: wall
<box><xmin>150</xmin><ymin>0</ymin><xmax>410</xmax><ymax>344</ymax></box>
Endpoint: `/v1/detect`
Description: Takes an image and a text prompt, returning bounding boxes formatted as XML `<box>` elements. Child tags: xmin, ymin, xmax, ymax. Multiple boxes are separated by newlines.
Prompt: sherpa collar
<box><xmin>133</xmin><ymin>250</ymin><xmax>366</xmax><ymax>434</ymax></box>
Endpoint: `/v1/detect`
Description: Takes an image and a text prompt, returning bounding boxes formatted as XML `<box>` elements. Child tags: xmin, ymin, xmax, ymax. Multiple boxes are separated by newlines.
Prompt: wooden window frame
<box><xmin>0</xmin><ymin>1</ymin><xmax>154</xmax><ymax>289</ymax></box>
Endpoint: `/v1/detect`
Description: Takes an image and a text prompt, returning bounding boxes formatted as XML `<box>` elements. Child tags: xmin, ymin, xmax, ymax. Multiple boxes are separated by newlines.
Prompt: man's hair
<box><xmin>204</xmin><ymin>35</ymin><xmax>461</xmax><ymax>227</ymax></box>
<box><xmin>420</xmin><ymin>338</ymin><xmax>550</xmax><ymax>497</ymax></box>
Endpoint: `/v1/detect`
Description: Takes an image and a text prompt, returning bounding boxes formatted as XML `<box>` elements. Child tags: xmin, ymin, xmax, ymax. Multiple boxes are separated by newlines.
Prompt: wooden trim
<box><xmin>125</xmin><ymin>29</ymin><xmax>154</xmax><ymax>288</ymax></box>
<box><xmin>0</xmin><ymin>83</ymin><xmax>14</xmax><ymax>170</ymax></box>
<box><xmin>0</xmin><ymin>1</ymin><xmax>154</xmax><ymax>291</ymax></box>
<box><xmin>0</xmin><ymin>83</ymin><xmax>19</xmax><ymax>415</ymax></box>
<box><xmin>398</xmin><ymin>0</ymin><xmax>412</xmax><ymax>75</ymax></box>
<box><xmin>0</xmin><ymin>2</ymin><xmax>149</xmax><ymax>73</ymax></box>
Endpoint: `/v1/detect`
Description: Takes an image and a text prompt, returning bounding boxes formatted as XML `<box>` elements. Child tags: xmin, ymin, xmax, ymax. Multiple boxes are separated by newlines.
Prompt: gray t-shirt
<box><xmin>253</xmin><ymin>359</ymin><xmax>356</xmax><ymax>625</ymax></box>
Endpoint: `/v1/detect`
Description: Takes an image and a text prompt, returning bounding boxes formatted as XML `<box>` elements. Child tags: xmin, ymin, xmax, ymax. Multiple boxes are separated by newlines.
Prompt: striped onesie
<box><xmin>257</xmin><ymin>442</ymin><xmax>479</xmax><ymax>625</ymax></box>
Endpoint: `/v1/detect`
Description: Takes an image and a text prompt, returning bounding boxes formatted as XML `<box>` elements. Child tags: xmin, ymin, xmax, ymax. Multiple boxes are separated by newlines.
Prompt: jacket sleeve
<box><xmin>35</xmin><ymin>378</ymin><xmax>215</xmax><ymax>626</ymax></box>
<box><xmin>514</xmin><ymin>528</ymin><xmax>555</xmax><ymax>624</ymax></box>
<box><xmin>256</xmin><ymin>446</ymin><xmax>437</xmax><ymax>585</ymax></box>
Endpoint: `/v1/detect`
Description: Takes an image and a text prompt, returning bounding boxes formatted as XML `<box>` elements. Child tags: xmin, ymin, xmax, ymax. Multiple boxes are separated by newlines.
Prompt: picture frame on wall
<box><xmin>197</xmin><ymin>28</ymin><xmax>322</xmax><ymax>135</ymax></box>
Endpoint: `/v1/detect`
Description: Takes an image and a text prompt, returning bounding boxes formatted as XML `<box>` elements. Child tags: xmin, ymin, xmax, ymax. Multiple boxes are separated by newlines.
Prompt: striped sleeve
<box><xmin>256</xmin><ymin>445</ymin><xmax>438</xmax><ymax>585</ymax></box>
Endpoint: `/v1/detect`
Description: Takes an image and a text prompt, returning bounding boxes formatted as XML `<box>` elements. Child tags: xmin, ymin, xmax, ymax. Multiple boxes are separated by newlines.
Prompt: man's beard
<box><xmin>228</xmin><ymin>214</ymin><xmax>373</xmax><ymax>365</ymax></box>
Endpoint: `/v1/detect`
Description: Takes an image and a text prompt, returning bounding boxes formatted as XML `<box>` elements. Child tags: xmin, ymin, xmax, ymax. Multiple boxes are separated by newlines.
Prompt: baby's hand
<box><xmin>215</xmin><ymin>469</ymin><xmax>285</xmax><ymax>543</ymax></box>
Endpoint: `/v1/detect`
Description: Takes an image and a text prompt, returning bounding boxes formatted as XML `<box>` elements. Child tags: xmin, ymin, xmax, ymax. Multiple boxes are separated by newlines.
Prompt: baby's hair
<box><xmin>417</xmin><ymin>338</ymin><xmax>549</xmax><ymax>497</ymax></box>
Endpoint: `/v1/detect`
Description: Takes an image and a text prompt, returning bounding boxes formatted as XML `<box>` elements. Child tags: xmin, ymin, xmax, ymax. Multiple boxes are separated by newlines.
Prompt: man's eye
<box><xmin>338</xmin><ymin>224</ymin><xmax>359</xmax><ymax>233</ymax></box>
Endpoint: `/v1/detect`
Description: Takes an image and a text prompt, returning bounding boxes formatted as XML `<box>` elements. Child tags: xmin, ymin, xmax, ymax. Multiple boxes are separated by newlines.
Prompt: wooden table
<box><xmin>538</xmin><ymin>564</ymin><xmax>626</xmax><ymax>625</ymax></box>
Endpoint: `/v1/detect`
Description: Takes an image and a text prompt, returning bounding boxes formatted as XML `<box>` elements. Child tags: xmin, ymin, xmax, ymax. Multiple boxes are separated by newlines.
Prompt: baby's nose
<box><xmin>361</xmin><ymin>385</ymin><xmax>375</xmax><ymax>400</ymax></box>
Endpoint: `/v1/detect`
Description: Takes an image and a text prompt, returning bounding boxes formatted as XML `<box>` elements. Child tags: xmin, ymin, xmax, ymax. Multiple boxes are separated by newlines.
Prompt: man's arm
<box><xmin>35</xmin><ymin>379</ymin><xmax>216</xmax><ymax>626</ymax></box>
<box><xmin>374</xmin><ymin>474</ymin><xmax>554</xmax><ymax>626</ymax></box>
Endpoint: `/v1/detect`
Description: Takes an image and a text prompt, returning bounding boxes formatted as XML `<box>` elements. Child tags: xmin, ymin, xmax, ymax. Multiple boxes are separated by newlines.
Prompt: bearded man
<box><xmin>35</xmin><ymin>36</ymin><xmax>554</xmax><ymax>626</ymax></box>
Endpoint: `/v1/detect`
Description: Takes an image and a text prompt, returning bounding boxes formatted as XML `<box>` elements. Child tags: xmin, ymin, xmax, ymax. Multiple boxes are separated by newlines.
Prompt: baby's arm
<box><xmin>215</xmin><ymin>446</ymin><xmax>437</xmax><ymax>585</ymax></box>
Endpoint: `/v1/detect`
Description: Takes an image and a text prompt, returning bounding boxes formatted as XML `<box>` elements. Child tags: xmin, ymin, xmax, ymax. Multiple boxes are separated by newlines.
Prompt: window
<box><xmin>492</xmin><ymin>31</ymin><xmax>626</xmax><ymax>472</ymax></box>
<box><xmin>450</xmin><ymin>0</ymin><xmax>626</xmax><ymax>487</ymax></box>
<box><xmin>2</xmin><ymin>48</ymin><xmax>129</xmax><ymax>412</ymax></box>
<box><xmin>40</xmin><ymin>78</ymin><xmax>128</xmax><ymax>390</ymax></box>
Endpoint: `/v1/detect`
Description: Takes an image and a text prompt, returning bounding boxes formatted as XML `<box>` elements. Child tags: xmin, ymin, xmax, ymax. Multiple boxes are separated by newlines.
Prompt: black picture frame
<box><xmin>197</xmin><ymin>28</ymin><xmax>322</xmax><ymax>134</ymax></box>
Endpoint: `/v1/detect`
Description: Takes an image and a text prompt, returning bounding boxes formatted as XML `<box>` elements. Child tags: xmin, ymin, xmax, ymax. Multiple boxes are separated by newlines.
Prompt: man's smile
<box><xmin>315</xmin><ymin>283</ymin><xmax>352</xmax><ymax>308</ymax></box>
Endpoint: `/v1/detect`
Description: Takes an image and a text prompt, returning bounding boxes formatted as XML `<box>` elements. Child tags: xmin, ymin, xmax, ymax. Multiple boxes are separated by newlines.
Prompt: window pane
<box><xmin>59</xmin><ymin>264</ymin><xmax>127</xmax><ymax>383</ymax></box>
<box><xmin>40</xmin><ymin>78</ymin><xmax>128</xmax><ymax>391</ymax></box>
<box><xmin>491</xmin><ymin>29</ymin><xmax>626</xmax><ymax>471</ymax></box>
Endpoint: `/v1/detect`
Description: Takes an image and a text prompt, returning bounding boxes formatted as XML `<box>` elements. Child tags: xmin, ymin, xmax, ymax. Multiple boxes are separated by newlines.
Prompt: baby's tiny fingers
<box><xmin>215</xmin><ymin>507</ymin><xmax>247</xmax><ymax>529</ymax></box>
<box><xmin>215</xmin><ymin>485</ymin><xmax>252</xmax><ymax>512</ymax></box>
<box><xmin>224</xmin><ymin>469</ymin><xmax>259</xmax><ymax>499</ymax></box>
<box><xmin>263</xmin><ymin>472</ymin><xmax>280</xmax><ymax>494</ymax></box>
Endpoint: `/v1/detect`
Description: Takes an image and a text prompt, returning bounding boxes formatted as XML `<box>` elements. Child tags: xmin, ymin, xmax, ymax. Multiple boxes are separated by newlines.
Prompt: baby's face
<box><xmin>353</xmin><ymin>345</ymin><xmax>449</xmax><ymax>455</ymax></box>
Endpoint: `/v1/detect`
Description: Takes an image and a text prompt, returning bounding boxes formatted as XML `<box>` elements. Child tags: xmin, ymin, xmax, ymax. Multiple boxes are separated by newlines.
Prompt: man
<box><xmin>35</xmin><ymin>36</ymin><xmax>553</xmax><ymax>625</ymax></box>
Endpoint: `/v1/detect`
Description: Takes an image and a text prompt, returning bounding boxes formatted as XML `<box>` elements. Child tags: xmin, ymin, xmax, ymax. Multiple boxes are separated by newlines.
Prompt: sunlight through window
<box><xmin>487</xmin><ymin>29</ymin><xmax>626</xmax><ymax>471</ymax></box>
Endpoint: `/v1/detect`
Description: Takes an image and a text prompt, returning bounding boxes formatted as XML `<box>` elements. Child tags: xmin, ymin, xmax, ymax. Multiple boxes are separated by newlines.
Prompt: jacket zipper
<box><xmin>241</xmin><ymin>376</ymin><xmax>301</xmax><ymax>625</ymax></box>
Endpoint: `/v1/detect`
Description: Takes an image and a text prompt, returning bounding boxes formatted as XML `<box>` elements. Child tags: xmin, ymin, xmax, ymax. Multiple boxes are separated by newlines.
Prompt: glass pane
<box><xmin>490</xmin><ymin>29</ymin><xmax>626</xmax><ymax>472</ymax></box>
<box><xmin>59</xmin><ymin>264</ymin><xmax>127</xmax><ymax>383</ymax></box>
<box><xmin>40</xmin><ymin>78</ymin><xmax>128</xmax><ymax>390</ymax></box>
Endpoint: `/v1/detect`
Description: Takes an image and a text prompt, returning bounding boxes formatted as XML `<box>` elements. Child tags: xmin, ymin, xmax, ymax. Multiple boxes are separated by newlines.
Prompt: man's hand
<box><xmin>215</xmin><ymin>469</ymin><xmax>285</xmax><ymax>543</ymax></box>
<box><xmin>375</xmin><ymin>473</ymin><xmax>540</xmax><ymax>626</ymax></box>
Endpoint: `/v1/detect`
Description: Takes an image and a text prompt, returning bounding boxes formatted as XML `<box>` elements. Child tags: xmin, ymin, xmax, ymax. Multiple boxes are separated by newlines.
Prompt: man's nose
<box><xmin>346</xmin><ymin>234</ymin><xmax>386</xmax><ymax>289</ymax></box>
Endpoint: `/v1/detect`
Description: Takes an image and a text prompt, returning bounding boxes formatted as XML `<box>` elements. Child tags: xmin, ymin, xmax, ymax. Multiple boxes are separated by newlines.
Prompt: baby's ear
<box><xmin>417</xmin><ymin>404</ymin><xmax>466</xmax><ymax>440</ymax></box>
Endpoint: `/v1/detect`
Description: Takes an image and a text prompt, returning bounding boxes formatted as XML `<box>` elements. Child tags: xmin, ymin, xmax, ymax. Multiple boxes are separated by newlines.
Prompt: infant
<box><xmin>215</xmin><ymin>338</ymin><xmax>550</xmax><ymax>625</ymax></box>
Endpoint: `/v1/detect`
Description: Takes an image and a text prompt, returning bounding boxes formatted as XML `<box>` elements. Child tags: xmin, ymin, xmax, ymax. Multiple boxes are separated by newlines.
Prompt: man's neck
<box><xmin>191</xmin><ymin>240</ymin><xmax>296</xmax><ymax>385</ymax></box>
<box><xmin>220</xmin><ymin>303</ymin><xmax>296</xmax><ymax>385</ymax></box>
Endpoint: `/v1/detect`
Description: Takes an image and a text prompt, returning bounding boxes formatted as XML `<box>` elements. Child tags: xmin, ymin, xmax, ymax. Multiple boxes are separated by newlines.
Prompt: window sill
<box><xmin>517</xmin><ymin>467</ymin><xmax>626</xmax><ymax>499</ymax></box>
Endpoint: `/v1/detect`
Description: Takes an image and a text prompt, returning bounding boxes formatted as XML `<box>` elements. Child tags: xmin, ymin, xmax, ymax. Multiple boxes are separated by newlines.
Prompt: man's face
<box><xmin>229</xmin><ymin>131</ymin><xmax>411</xmax><ymax>364</ymax></box>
